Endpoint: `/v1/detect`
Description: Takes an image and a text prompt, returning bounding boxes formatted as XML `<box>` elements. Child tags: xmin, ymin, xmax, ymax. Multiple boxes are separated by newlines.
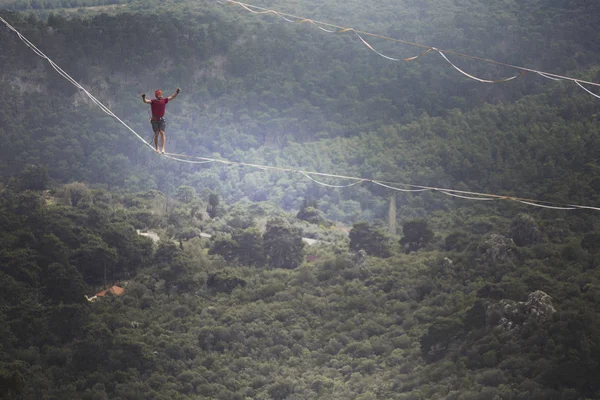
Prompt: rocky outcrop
<box><xmin>476</xmin><ymin>234</ymin><xmax>517</xmax><ymax>265</ymax></box>
<box><xmin>486</xmin><ymin>290</ymin><xmax>556</xmax><ymax>331</ymax></box>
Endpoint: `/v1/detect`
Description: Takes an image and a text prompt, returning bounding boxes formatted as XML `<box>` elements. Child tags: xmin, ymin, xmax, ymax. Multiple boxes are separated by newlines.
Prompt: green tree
<box><xmin>297</xmin><ymin>199</ymin><xmax>330</xmax><ymax>226</ymax></box>
<box><xmin>71</xmin><ymin>238</ymin><xmax>118</xmax><ymax>286</ymax></box>
<box><xmin>208</xmin><ymin>235</ymin><xmax>238</xmax><ymax>263</ymax></box>
<box><xmin>349</xmin><ymin>221</ymin><xmax>391</xmax><ymax>258</ymax></box>
<box><xmin>206</xmin><ymin>269</ymin><xmax>247</xmax><ymax>294</ymax></box>
<box><xmin>43</xmin><ymin>262</ymin><xmax>87</xmax><ymax>304</ymax></box>
<box><xmin>102</xmin><ymin>222</ymin><xmax>152</xmax><ymax>277</ymax></box>
<box><xmin>16</xmin><ymin>164</ymin><xmax>48</xmax><ymax>191</ymax></box>
<box><xmin>263</xmin><ymin>218</ymin><xmax>304</xmax><ymax>269</ymax></box>
<box><xmin>61</xmin><ymin>182</ymin><xmax>92</xmax><ymax>207</ymax></box>
<box><xmin>581</xmin><ymin>233</ymin><xmax>600</xmax><ymax>254</ymax></box>
<box><xmin>400</xmin><ymin>219</ymin><xmax>434</xmax><ymax>253</ymax></box>
<box><xmin>0</xmin><ymin>368</ymin><xmax>25</xmax><ymax>400</ymax></box>
<box><xmin>155</xmin><ymin>242</ymin><xmax>196</xmax><ymax>292</ymax></box>
<box><xmin>509</xmin><ymin>214</ymin><xmax>542</xmax><ymax>247</ymax></box>
<box><xmin>175</xmin><ymin>185</ymin><xmax>196</xmax><ymax>204</ymax></box>
<box><xmin>233</xmin><ymin>227</ymin><xmax>265</xmax><ymax>266</ymax></box>
<box><xmin>420</xmin><ymin>317</ymin><xmax>463</xmax><ymax>362</ymax></box>
<box><xmin>207</xmin><ymin>192</ymin><xmax>220</xmax><ymax>219</ymax></box>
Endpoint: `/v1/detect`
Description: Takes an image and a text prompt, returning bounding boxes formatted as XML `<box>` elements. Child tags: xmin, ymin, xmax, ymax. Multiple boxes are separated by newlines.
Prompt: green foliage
<box><xmin>1</xmin><ymin>182</ymin><xmax>600</xmax><ymax>399</ymax></box>
<box><xmin>43</xmin><ymin>262</ymin><xmax>87</xmax><ymax>304</ymax></box>
<box><xmin>233</xmin><ymin>227</ymin><xmax>265</xmax><ymax>267</ymax></box>
<box><xmin>297</xmin><ymin>199</ymin><xmax>332</xmax><ymax>227</ymax></box>
<box><xmin>349</xmin><ymin>221</ymin><xmax>391</xmax><ymax>258</ymax></box>
<box><xmin>206</xmin><ymin>268</ymin><xmax>247</xmax><ymax>294</ymax></box>
<box><xmin>208</xmin><ymin>234</ymin><xmax>237</xmax><ymax>263</ymax></box>
<box><xmin>70</xmin><ymin>237</ymin><xmax>118</xmax><ymax>285</ymax></box>
<box><xmin>59</xmin><ymin>182</ymin><xmax>92</xmax><ymax>207</ymax></box>
<box><xmin>581</xmin><ymin>233</ymin><xmax>600</xmax><ymax>254</ymax></box>
<box><xmin>13</xmin><ymin>165</ymin><xmax>49</xmax><ymax>192</ymax></box>
<box><xmin>263</xmin><ymin>218</ymin><xmax>305</xmax><ymax>269</ymax></box>
<box><xmin>509</xmin><ymin>214</ymin><xmax>542</xmax><ymax>247</ymax></box>
<box><xmin>207</xmin><ymin>193</ymin><xmax>220</xmax><ymax>219</ymax></box>
<box><xmin>400</xmin><ymin>219</ymin><xmax>434</xmax><ymax>253</ymax></box>
<box><xmin>175</xmin><ymin>185</ymin><xmax>196</xmax><ymax>204</ymax></box>
<box><xmin>209</xmin><ymin>227</ymin><xmax>264</xmax><ymax>266</ymax></box>
<box><xmin>420</xmin><ymin>317</ymin><xmax>463</xmax><ymax>361</ymax></box>
<box><xmin>0</xmin><ymin>368</ymin><xmax>25</xmax><ymax>399</ymax></box>
<box><xmin>444</xmin><ymin>231</ymin><xmax>472</xmax><ymax>252</ymax></box>
<box><xmin>155</xmin><ymin>242</ymin><xmax>197</xmax><ymax>292</ymax></box>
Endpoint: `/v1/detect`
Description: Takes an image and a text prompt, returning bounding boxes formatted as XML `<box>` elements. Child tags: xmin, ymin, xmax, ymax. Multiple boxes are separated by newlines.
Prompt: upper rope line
<box><xmin>221</xmin><ymin>0</ymin><xmax>600</xmax><ymax>97</ymax></box>
<box><xmin>1</xmin><ymin>14</ymin><xmax>599</xmax><ymax>212</ymax></box>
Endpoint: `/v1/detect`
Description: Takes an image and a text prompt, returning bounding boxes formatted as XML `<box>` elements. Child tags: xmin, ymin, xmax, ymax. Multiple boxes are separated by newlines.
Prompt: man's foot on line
<box><xmin>155</xmin><ymin>148</ymin><xmax>160</xmax><ymax>153</ymax></box>
<box><xmin>161</xmin><ymin>149</ymin><xmax>166</xmax><ymax>154</ymax></box>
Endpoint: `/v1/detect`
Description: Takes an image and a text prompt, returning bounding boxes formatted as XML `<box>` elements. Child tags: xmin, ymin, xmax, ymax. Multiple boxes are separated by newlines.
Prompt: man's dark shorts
<box><xmin>151</xmin><ymin>118</ymin><xmax>166</xmax><ymax>132</ymax></box>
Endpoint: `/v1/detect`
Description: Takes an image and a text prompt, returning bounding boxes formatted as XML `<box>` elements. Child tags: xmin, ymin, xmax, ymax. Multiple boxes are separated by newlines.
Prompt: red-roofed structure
<box><xmin>95</xmin><ymin>285</ymin><xmax>125</xmax><ymax>297</ymax></box>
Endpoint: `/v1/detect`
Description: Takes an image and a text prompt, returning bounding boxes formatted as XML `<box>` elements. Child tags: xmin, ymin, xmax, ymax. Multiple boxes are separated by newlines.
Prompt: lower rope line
<box><xmin>439</xmin><ymin>191</ymin><xmax>496</xmax><ymax>201</ymax></box>
<box><xmin>300</xmin><ymin>171</ymin><xmax>365</xmax><ymax>188</ymax></box>
<box><xmin>575</xmin><ymin>81</ymin><xmax>600</xmax><ymax>100</ymax></box>
<box><xmin>371</xmin><ymin>180</ymin><xmax>431</xmax><ymax>192</ymax></box>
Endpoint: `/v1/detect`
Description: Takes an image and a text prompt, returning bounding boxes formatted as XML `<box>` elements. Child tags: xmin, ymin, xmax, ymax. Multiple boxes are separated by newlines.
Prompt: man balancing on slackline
<box><xmin>142</xmin><ymin>88</ymin><xmax>180</xmax><ymax>154</ymax></box>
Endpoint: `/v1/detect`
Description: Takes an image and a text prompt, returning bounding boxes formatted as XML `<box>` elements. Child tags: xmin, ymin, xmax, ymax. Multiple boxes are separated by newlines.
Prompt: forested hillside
<box><xmin>1</xmin><ymin>0</ymin><xmax>600</xmax><ymax>399</ymax></box>
<box><xmin>2</xmin><ymin>176</ymin><xmax>600</xmax><ymax>399</ymax></box>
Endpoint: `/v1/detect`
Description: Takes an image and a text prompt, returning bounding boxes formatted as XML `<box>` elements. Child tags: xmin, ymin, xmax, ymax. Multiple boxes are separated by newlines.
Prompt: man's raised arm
<box><xmin>168</xmin><ymin>88</ymin><xmax>181</xmax><ymax>101</ymax></box>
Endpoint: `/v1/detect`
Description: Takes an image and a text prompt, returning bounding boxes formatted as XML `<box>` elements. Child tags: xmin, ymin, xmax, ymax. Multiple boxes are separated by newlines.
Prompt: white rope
<box><xmin>575</xmin><ymin>81</ymin><xmax>600</xmax><ymax>99</ymax></box>
<box><xmin>230</xmin><ymin>1</ymin><xmax>277</xmax><ymax>15</ymax></box>
<box><xmin>163</xmin><ymin>154</ymin><xmax>216</xmax><ymax>164</ymax></box>
<box><xmin>353</xmin><ymin>31</ymin><xmax>403</xmax><ymax>61</ymax></box>
<box><xmin>299</xmin><ymin>171</ymin><xmax>365</xmax><ymax>188</ymax></box>
<box><xmin>437</xmin><ymin>50</ymin><xmax>519</xmax><ymax>83</ymax></box>
<box><xmin>298</xmin><ymin>19</ymin><xmax>337</xmax><ymax>33</ymax></box>
<box><xmin>439</xmin><ymin>190</ymin><xmax>495</xmax><ymax>201</ymax></box>
<box><xmin>371</xmin><ymin>180</ymin><xmax>431</xmax><ymax>192</ymax></box>
<box><xmin>538</xmin><ymin>73</ymin><xmax>600</xmax><ymax>99</ymax></box>
<box><xmin>227</xmin><ymin>1</ymin><xmax>297</xmax><ymax>23</ymax></box>
<box><xmin>570</xmin><ymin>205</ymin><xmax>600</xmax><ymax>212</ymax></box>
<box><xmin>517</xmin><ymin>200</ymin><xmax>577</xmax><ymax>210</ymax></box>
<box><xmin>536</xmin><ymin>71</ymin><xmax>563</xmax><ymax>81</ymax></box>
<box><xmin>278</xmin><ymin>15</ymin><xmax>296</xmax><ymax>23</ymax></box>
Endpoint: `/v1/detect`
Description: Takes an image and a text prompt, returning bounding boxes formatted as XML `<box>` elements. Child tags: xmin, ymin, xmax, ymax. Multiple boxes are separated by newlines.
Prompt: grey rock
<box><xmin>486</xmin><ymin>290</ymin><xmax>555</xmax><ymax>331</ymax></box>
<box><xmin>477</xmin><ymin>234</ymin><xmax>517</xmax><ymax>265</ymax></box>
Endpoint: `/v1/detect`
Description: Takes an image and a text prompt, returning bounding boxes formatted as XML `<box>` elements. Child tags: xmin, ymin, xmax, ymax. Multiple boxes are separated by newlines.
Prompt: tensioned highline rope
<box><xmin>222</xmin><ymin>0</ymin><xmax>600</xmax><ymax>97</ymax></box>
<box><xmin>157</xmin><ymin>151</ymin><xmax>600</xmax><ymax>211</ymax></box>
<box><xmin>0</xmin><ymin>16</ymin><xmax>214</xmax><ymax>165</ymax></box>
<box><xmin>1</xmin><ymin>14</ymin><xmax>599</xmax><ymax>212</ymax></box>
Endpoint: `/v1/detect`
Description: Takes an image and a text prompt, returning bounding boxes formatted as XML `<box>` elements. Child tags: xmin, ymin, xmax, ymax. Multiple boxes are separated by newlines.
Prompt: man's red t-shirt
<box><xmin>150</xmin><ymin>98</ymin><xmax>169</xmax><ymax>120</ymax></box>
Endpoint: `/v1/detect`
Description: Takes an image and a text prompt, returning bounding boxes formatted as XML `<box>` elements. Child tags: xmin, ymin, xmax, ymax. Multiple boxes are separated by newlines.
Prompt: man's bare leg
<box><xmin>160</xmin><ymin>130</ymin><xmax>166</xmax><ymax>154</ymax></box>
<box><xmin>154</xmin><ymin>131</ymin><xmax>160</xmax><ymax>153</ymax></box>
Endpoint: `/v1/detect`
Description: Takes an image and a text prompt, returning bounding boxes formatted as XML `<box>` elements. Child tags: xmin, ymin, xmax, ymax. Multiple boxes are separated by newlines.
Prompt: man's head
<box><xmin>155</xmin><ymin>90</ymin><xmax>163</xmax><ymax>99</ymax></box>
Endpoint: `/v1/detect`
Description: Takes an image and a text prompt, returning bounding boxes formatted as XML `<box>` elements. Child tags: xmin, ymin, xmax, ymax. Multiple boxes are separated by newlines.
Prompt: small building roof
<box><xmin>95</xmin><ymin>285</ymin><xmax>125</xmax><ymax>297</ymax></box>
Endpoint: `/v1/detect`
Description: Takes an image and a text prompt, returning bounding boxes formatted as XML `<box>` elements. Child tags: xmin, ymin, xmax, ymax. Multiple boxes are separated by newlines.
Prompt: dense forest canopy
<box><xmin>1</xmin><ymin>0</ymin><xmax>600</xmax><ymax>398</ymax></box>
